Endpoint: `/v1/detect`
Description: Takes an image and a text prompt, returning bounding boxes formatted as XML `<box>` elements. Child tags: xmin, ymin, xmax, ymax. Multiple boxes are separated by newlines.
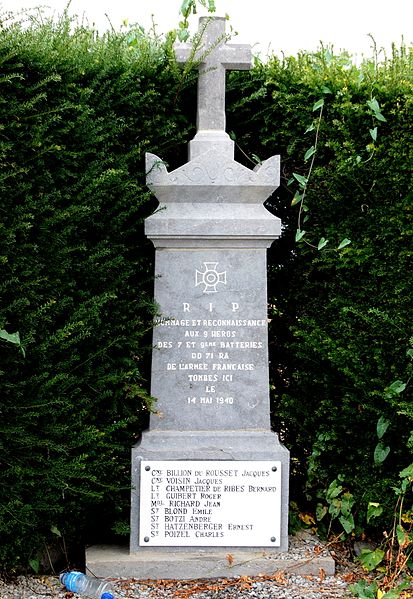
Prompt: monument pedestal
<box><xmin>131</xmin><ymin>431</ymin><xmax>290</xmax><ymax>553</ymax></box>
<box><xmin>133</xmin><ymin>430</ymin><xmax>289</xmax><ymax>461</ymax></box>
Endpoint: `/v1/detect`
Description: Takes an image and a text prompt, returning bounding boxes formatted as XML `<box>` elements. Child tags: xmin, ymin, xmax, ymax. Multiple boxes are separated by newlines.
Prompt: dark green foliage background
<box><xmin>1</xmin><ymin>11</ymin><xmax>412</xmax><ymax>570</ymax></box>
<box><xmin>0</xmin><ymin>15</ymin><xmax>190</xmax><ymax>570</ymax></box>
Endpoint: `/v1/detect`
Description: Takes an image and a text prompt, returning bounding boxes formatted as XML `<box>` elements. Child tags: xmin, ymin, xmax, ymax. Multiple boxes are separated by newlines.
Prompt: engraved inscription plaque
<box><xmin>139</xmin><ymin>460</ymin><xmax>281</xmax><ymax>547</ymax></box>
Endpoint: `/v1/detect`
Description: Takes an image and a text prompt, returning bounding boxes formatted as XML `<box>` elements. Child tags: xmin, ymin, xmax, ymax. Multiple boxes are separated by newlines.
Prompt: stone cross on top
<box><xmin>175</xmin><ymin>17</ymin><xmax>251</xmax><ymax>157</ymax></box>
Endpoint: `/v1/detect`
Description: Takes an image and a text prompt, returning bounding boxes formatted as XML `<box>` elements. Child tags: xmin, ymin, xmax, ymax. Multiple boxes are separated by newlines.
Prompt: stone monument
<box><xmin>133</xmin><ymin>13</ymin><xmax>289</xmax><ymax>561</ymax></box>
<box><xmin>88</xmin><ymin>16</ymin><xmax>304</xmax><ymax>580</ymax></box>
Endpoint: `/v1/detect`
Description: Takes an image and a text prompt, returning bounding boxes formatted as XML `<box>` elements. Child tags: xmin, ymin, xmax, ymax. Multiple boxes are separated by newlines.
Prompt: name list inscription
<box><xmin>139</xmin><ymin>460</ymin><xmax>281</xmax><ymax>547</ymax></box>
<box><xmin>154</xmin><ymin>301</ymin><xmax>267</xmax><ymax>408</ymax></box>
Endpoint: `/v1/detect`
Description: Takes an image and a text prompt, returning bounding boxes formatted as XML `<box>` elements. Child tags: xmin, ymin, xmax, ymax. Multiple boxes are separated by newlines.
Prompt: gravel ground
<box><xmin>0</xmin><ymin>571</ymin><xmax>355</xmax><ymax>599</ymax></box>
<box><xmin>0</xmin><ymin>534</ymin><xmax>358</xmax><ymax>598</ymax></box>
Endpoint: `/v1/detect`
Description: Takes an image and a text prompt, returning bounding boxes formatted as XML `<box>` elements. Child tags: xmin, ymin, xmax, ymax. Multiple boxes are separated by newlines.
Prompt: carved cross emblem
<box><xmin>195</xmin><ymin>262</ymin><xmax>227</xmax><ymax>293</ymax></box>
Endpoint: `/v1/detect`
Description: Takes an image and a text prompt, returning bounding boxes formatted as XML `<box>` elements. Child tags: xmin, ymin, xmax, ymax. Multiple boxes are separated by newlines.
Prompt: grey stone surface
<box><xmin>175</xmin><ymin>17</ymin><xmax>251</xmax><ymax>154</ymax></box>
<box><xmin>131</xmin><ymin>432</ymin><xmax>290</xmax><ymax>553</ymax></box>
<box><xmin>87</xmin><ymin>541</ymin><xmax>335</xmax><ymax>580</ymax></box>
<box><xmin>148</xmin><ymin>249</ymin><xmax>272</xmax><ymax>432</ymax></box>
<box><xmin>145</xmin><ymin>151</ymin><xmax>280</xmax><ymax>201</ymax></box>
<box><xmin>145</xmin><ymin>151</ymin><xmax>281</xmax><ymax>245</ymax></box>
<box><xmin>145</xmin><ymin>205</ymin><xmax>280</xmax><ymax>246</ymax></box>
<box><xmin>122</xmin><ymin>15</ymin><xmax>290</xmax><ymax>571</ymax></box>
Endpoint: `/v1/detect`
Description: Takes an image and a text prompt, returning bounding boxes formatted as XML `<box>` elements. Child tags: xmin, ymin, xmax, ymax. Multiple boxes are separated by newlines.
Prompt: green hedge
<box><xmin>1</xmin><ymin>10</ymin><xmax>412</xmax><ymax>570</ymax></box>
<box><xmin>0</xmin><ymin>14</ymin><xmax>190</xmax><ymax>571</ymax></box>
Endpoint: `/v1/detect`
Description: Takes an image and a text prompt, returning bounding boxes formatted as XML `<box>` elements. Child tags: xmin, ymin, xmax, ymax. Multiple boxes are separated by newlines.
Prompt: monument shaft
<box><xmin>151</xmin><ymin>248</ymin><xmax>271</xmax><ymax>431</ymax></box>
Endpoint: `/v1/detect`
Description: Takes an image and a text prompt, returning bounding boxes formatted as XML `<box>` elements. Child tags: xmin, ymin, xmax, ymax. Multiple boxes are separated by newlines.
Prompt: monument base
<box><xmin>130</xmin><ymin>430</ymin><xmax>290</xmax><ymax>553</ymax></box>
<box><xmin>86</xmin><ymin>534</ymin><xmax>335</xmax><ymax>580</ymax></box>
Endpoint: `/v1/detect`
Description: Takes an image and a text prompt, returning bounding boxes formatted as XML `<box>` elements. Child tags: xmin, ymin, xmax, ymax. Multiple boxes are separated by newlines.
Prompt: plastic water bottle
<box><xmin>60</xmin><ymin>571</ymin><xmax>115</xmax><ymax>599</ymax></box>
